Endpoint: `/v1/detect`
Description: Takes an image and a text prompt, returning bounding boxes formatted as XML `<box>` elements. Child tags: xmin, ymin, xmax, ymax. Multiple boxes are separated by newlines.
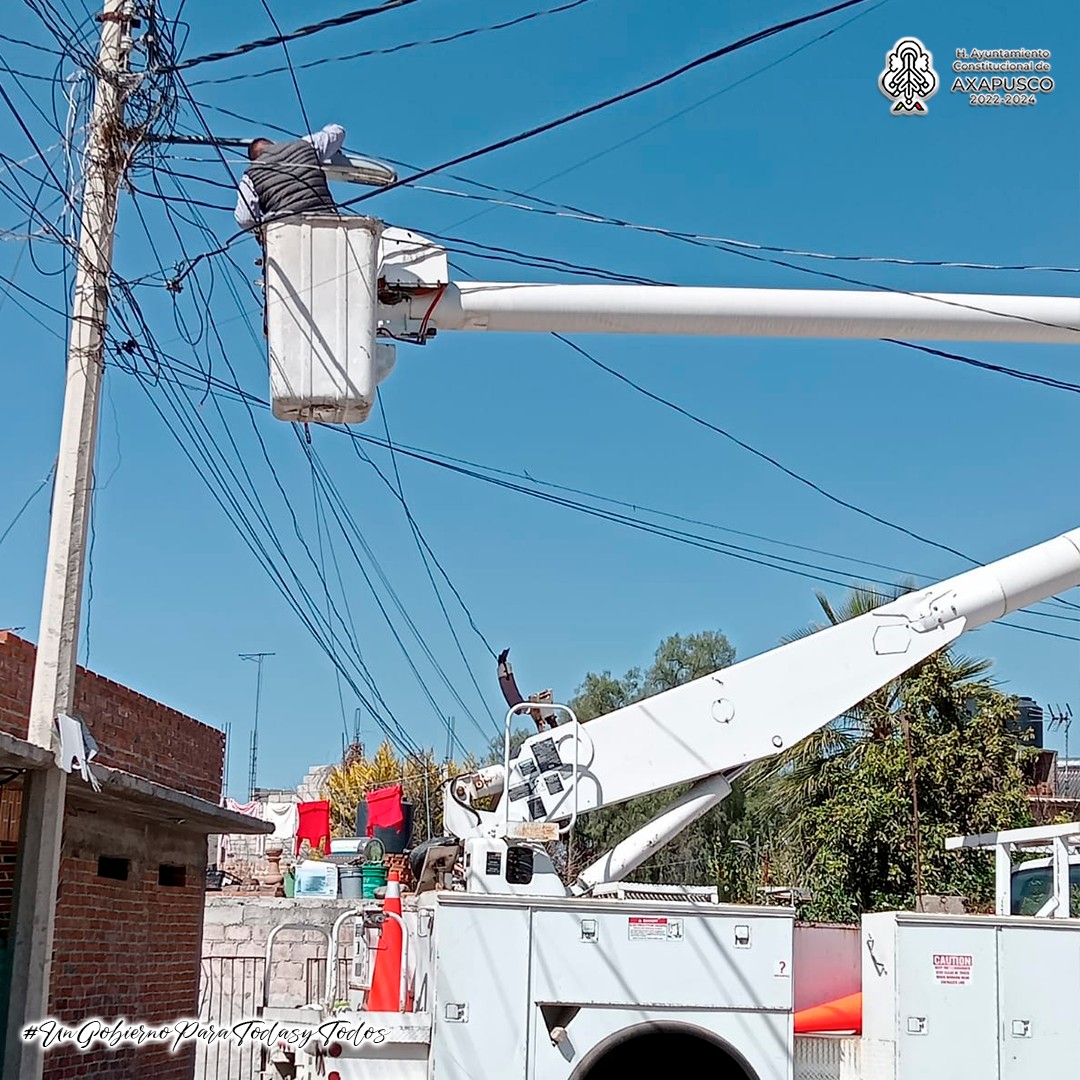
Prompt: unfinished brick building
<box><xmin>0</xmin><ymin>631</ymin><xmax>270</xmax><ymax>1079</ymax></box>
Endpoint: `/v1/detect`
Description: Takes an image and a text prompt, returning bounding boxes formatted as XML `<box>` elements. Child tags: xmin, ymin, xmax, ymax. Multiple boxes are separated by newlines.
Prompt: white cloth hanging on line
<box><xmin>263</xmin><ymin>801</ymin><xmax>299</xmax><ymax>841</ymax></box>
<box><xmin>221</xmin><ymin>798</ymin><xmax>267</xmax><ymax>858</ymax></box>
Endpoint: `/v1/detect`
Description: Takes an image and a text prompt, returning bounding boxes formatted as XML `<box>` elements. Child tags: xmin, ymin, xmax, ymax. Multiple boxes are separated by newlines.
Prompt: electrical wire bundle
<box><xmin>4</xmin><ymin>0</ymin><xmax>1080</xmax><ymax>777</ymax></box>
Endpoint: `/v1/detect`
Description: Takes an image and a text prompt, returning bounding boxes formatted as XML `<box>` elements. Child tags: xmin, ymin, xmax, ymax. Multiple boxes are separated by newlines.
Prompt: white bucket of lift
<box><xmin>264</xmin><ymin>214</ymin><xmax>394</xmax><ymax>425</ymax></box>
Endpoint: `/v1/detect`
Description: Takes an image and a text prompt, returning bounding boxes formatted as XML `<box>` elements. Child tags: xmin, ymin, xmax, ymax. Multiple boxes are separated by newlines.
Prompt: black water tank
<box><xmin>355</xmin><ymin>799</ymin><xmax>415</xmax><ymax>854</ymax></box>
<box><xmin>1010</xmin><ymin>697</ymin><xmax>1045</xmax><ymax>748</ymax></box>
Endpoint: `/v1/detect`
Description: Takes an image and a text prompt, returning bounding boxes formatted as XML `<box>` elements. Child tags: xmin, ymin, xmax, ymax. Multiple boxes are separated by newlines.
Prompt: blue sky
<box><xmin>2</xmin><ymin>0</ymin><xmax>1079</xmax><ymax>797</ymax></box>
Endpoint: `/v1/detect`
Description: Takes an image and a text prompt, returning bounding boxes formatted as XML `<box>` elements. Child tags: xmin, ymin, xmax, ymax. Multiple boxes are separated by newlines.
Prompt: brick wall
<box><xmin>0</xmin><ymin>840</ymin><xmax>17</xmax><ymax>944</ymax></box>
<box><xmin>0</xmin><ymin>633</ymin><xmax>224</xmax><ymax>803</ymax></box>
<box><xmin>42</xmin><ymin>813</ymin><xmax>208</xmax><ymax>1080</ymax></box>
<box><xmin>0</xmin><ymin>788</ymin><xmax>19</xmax><ymax>942</ymax></box>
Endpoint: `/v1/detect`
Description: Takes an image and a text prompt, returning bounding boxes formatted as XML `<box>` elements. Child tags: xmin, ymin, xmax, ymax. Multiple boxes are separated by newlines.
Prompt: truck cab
<box><xmin>1012</xmin><ymin>855</ymin><xmax>1080</xmax><ymax>916</ymax></box>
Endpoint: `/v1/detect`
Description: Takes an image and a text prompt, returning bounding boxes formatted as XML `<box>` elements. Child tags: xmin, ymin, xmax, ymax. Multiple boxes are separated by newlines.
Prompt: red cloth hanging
<box><xmin>295</xmin><ymin>800</ymin><xmax>331</xmax><ymax>856</ymax></box>
<box><xmin>365</xmin><ymin>784</ymin><xmax>404</xmax><ymax>833</ymax></box>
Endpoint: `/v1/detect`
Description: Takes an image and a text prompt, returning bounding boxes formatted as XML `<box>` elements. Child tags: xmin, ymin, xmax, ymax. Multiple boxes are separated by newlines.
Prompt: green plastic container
<box><xmin>361</xmin><ymin>862</ymin><xmax>388</xmax><ymax>899</ymax></box>
<box><xmin>283</xmin><ymin>867</ymin><xmax>295</xmax><ymax>898</ymax></box>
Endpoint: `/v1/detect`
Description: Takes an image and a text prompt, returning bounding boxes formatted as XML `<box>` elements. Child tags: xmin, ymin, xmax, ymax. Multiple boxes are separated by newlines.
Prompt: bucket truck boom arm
<box><xmin>258</xmin><ymin>218</ymin><xmax>1080</xmax><ymax>888</ymax></box>
<box><xmin>445</xmin><ymin>529</ymin><xmax>1080</xmax><ymax>860</ymax></box>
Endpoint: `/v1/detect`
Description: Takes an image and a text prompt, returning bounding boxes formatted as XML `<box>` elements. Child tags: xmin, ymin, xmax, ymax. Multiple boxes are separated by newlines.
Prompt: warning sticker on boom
<box><xmin>932</xmin><ymin>953</ymin><xmax>973</xmax><ymax>985</ymax></box>
<box><xmin>628</xmin><ymin>917</ymin><xmax>684</xmax><ymax>942</ymax></box>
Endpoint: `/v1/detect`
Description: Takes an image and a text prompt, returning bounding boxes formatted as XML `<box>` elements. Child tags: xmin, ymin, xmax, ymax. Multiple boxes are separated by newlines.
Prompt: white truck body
<box><xmin>262</xmin><ymin>899</ymin><xmax>1080</xmax><ymax>1080</ymax></box>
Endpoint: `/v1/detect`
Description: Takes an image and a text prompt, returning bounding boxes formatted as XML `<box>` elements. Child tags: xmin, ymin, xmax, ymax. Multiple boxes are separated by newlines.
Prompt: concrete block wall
<box><xmin>202</xmin><ymin>897</ymin><xmax>361</xmax><ymax>1010</ymax></box>
<box><xmin>0</xmin><ymin>632</ymin><xmax>224</xmax><ymax>802</ymax></box>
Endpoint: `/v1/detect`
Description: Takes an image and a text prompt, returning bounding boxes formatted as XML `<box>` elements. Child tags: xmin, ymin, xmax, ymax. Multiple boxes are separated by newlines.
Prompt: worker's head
<box><xmin>247</xmin><ymin>138</ymin><xmax>273</xmax><ymax>161</ymax></box>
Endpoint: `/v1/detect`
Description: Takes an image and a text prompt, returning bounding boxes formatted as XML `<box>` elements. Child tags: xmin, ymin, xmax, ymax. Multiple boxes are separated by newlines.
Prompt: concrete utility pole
<box><xmin>5</xmin><ymin>1</ymin><xmax>135</xmax><ymax>1074</ymax></box>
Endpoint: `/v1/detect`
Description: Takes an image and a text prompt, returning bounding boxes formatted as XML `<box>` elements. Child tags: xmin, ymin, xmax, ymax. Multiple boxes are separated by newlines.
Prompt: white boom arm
<box><xmin>261</xmin><ymin>219</ymin><xmax>1080</xmax><ymax>425</ymax></box>
<box><xmin>405</xmin><ymin>281</ymin><xmax>1080</xmax><ymax>344</ymax></box>
<box><xmin>445</xmin><ymin>528</ymin><xmax>1080</xmax><ymax>847</ymax></box>
<box><xmin>259</xmin><ymin>217</ymin><xmax>1080</xmax><ymax>881</ymax></box>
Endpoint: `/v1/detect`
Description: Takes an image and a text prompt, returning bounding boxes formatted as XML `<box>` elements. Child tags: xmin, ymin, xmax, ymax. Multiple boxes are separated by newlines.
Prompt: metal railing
<box><xmin>195</xmin><ymin>956</ymin><xmax>265</xmax><ymax>1080</ymax></box>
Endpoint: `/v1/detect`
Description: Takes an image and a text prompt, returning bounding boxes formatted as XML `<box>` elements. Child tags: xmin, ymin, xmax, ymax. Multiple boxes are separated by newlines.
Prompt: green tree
<box><xmin>744</xmin><ymin>586</ymin><xmax>1035</xmax><ymax>921</ymax></box>
<box><xmin>325</xmin><ymin>743</ymin><xmax>467</xmax><ymax>847</ymax></box>
<box><xmin>565</xmin><ymin>631</ymin><xmax>738</xmax><ymax>887</ymax></box>
<box><xmin>751</xmin><ymin>583</ymin><xmax>989</xmax><ymax>823</ymax></box>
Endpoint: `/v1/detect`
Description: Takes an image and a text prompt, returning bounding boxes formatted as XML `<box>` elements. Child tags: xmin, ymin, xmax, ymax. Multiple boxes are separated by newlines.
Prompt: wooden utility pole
<box><xmin>4</xmin><ymin>2</ymin><xmax>135</xmax><ymax>1074</ymax></box>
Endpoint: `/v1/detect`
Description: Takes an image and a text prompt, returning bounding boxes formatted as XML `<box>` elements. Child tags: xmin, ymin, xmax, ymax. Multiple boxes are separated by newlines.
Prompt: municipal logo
<box><xmin>879</xmin><ymin>37</ymin><xmax>938</xmax><ymax>114</ymax></box>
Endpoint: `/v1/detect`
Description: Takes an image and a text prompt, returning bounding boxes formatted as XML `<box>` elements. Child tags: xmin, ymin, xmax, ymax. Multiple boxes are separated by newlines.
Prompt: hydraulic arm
<box><xmin>258</xmin><ymin>216</ymin><xmax>1080</xmax><ymax>890</ymax></box>
<box><xmin>445</xmin><ymin>528</ymin><xmax>1080</xmax><ymax>863</ymax></box>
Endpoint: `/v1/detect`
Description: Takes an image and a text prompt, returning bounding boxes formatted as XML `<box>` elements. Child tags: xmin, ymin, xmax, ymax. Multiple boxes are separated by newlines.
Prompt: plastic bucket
<box><xmin>339</xmin><ymin>866</ymin><xmax>365</xmax><ymax>899</ymax></box>
<box><xmin>361</xmin><ymin>862</ymin><xmax>388</xmax><ymax>899</ymax></box>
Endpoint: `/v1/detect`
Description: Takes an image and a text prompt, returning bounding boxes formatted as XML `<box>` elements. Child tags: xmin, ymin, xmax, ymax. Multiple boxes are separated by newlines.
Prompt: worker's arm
<box><xmin>234</xmin><ymin>175</ymin><xmax>261</xmax><ymax>232</ymax></box>
<box><xmin>304</xmin><ymin>123</ymin><xmax>346</xmax><ymax>162</ymax></box>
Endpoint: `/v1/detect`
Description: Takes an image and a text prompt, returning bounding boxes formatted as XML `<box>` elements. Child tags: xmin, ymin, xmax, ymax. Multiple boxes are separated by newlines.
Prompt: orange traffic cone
<box><xmin>793</xmin><ymin>991</ymin><xmax>862</xmax><ymax>1034</ymax></box>
<box><xmin>366</xmin><ymin>870</ymin><xmax>404</xmax><ymax>1012</ymax></box>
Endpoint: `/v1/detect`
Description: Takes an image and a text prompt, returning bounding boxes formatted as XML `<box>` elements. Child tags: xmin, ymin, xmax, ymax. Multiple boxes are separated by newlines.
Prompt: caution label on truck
<box><xmin>932</xmin><ymin>953</ymin><xmax>973</xmax><ymax>985</ymax></box>
<box><xmin>628</xmin><ymin>917</ymin><xmax>684</xmax><ymax>942</ymax></box>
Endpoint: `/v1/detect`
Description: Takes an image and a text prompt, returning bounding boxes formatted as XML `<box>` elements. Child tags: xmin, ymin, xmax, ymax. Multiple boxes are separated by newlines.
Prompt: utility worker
<box><xmin>234</xmin><ymin>123</ymin><xmax>346</xmax><ymax>237</ymax></box>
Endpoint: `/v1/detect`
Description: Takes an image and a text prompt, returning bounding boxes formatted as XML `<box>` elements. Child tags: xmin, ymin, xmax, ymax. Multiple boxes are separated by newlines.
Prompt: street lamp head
<box><xmin>322</xmin><ymin>151</ymin><xmax>397</xmax><ymax>188</ymax></box>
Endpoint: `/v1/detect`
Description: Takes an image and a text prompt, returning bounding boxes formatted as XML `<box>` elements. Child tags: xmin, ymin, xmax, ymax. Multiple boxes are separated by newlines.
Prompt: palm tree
<box><xmin>744</xmin><ymin>581</ymin><xmax>992</xmax><ymax>838</ymax></box>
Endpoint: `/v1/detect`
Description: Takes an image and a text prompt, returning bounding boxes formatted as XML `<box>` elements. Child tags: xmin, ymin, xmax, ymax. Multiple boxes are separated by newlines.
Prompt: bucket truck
<box><xmin>251</xmin><ymin>216</ymin><xmax>1080</xmax><ymax>1080</ymax></box>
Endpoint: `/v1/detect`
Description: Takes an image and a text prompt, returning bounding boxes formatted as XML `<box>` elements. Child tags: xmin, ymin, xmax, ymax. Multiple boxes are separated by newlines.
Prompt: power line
<box><xmin>884</xmin><ymin>339</ymin><xmax>1080</xmax><ymax>396</ymax></box>
<box><xmin>310</xmin><ymin>458</ymin><xmax>358</xmax><ymax>750</ymax></box>
<box><xmin>434</xmin><ymin>0</ymin><xmax>893</xmax><ymax>231</ymax></box>
<box><xmin>408</xmin><ymin>184</ymin><xmax>1080</xmax><ymax>276</ymax></box>
<box><xmin>373</xmin><ymin>395</ymin><xmax>500</xmax><ymax>721</ymax></box>
<box><xmin>349</xmin><ymin>429</ymin><xmax>500</xmax><ymax>659</ymax></box>
<box><xmin>336</xmin><ymin>0</ymin><xmax>879</xmax><ymax>211</ymax></box>
<box><xmin>255</xmin><ymin>0</ymin><xmax>313</xmax><ymax>137</ymax></box>
<box><xmin>188</xmin><ymin>0</ymin><xmax>599</xmax><ymax>87</ymax></box>
<box><xmin>327</xmin><ymin>426</ymin><xmax>1080</xmax><ymax>643</ymax></box>
<box><xmin>166</xmin><ymin>0</ymin><xmax>424</xmax><ymax>72</ymax></box>
<box><xmin>551</xmin><ymin>331</ymin><xmax>1030</xmax><ymax>566</ymax></box>
<box><xmin>88</xmin><ymin>340</ymin><xmax>1080</xmax><ymax>638</ymax></box>
<box><xmin>303</xmin><ymin>437</ymin><xmax>487</xmax><ymax>749</ymax></box>
<box><xmin>180</xmin><ymin>98</ymin><xmax>1080</xmax><ymax>286</ymax></box>
<box><xmin>0</xmin><ymin>461</ymin><xmax>56</xmax><ymax>551</ymax></box>
<box><xmin>0</xmin><ymin>31</ymin><xmax>67</xmax><ymax>56</ymax></box>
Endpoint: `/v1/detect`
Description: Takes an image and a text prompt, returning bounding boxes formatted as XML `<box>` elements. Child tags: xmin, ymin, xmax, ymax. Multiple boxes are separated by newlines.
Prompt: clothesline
<box><xmin>344</xmin><ymin>762</ymin><xmax>458</xmax><ymax>799</ymax></box>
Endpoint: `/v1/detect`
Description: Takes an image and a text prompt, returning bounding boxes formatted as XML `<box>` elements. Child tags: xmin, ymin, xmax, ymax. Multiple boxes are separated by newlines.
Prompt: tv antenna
<box><xmin>239</xmin><ymin>652</ymin><xmax>275</xmax><ymax>800</ymax></box>
<box><xmin>1048</xmin><ymin>703</ymin><xmax>1073</xmax><ymax>778</ymax></box>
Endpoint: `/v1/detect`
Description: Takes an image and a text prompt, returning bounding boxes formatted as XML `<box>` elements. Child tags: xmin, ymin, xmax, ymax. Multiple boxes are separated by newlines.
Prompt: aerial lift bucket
<box><xmin>263</xmin><ymin>214</ymin><xmax>394</xmax><ymax>425</ymax></box>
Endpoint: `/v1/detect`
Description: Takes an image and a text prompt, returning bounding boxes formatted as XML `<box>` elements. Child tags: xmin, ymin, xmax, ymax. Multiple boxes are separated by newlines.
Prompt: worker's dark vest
<box><xmin>245</xmin><ymin>139</ymin><xmax>336</xmax><ymax>221</ymax></box>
